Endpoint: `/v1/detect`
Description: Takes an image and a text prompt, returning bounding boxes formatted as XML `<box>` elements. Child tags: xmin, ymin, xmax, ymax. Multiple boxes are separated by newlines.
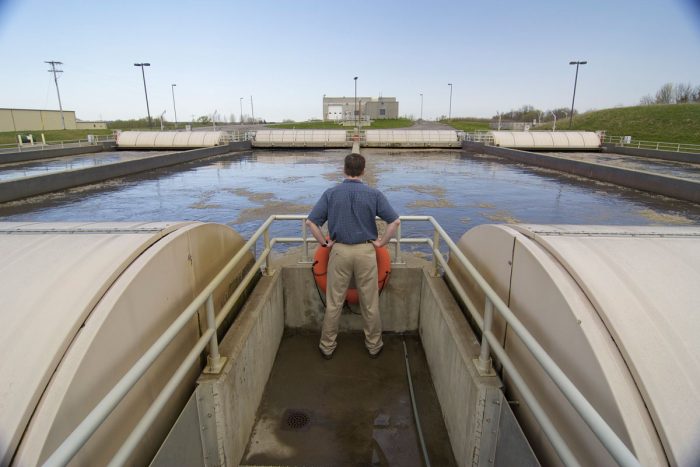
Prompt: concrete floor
<box><xmin>240</xmin><ymin>333</ymin><xmax>457</xmax><ymax>467</ymax></box>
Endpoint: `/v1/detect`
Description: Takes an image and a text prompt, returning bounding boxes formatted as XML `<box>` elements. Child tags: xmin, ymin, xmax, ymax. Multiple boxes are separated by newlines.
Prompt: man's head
<box><xmin>344</xmin><ymin>153</ymin><xmax>365</xmax><ymax>177</ymax></box>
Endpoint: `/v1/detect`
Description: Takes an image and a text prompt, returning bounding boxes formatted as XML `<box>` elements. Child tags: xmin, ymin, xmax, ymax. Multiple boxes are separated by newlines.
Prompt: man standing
<box><xmin>306</xmin><ymin>153</ymin><xmax>400</xmax><ymax>359</ymax></box>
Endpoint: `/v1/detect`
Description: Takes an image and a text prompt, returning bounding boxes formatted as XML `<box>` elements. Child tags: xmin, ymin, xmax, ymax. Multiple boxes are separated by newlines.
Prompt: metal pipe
<box><xmin>302</xmin><ymin>219</ymin><xmax>309</xmax><ymax>262</ymax></box>
<box><xmin>432</xmin><ymin>227</ymin><xmax>441</xmax><ymax>277</ymax></box>
<box><xmin>477</xmin><ymin>298</ymin><xmax>493</xmax><ymax>374</ymax></box>
<box><xmin>403</xmin><ymin>337</ymin><xmax>431</xmax><ymax>467</ymax></box>
<box><xmin>204</xmin><ymin>295</ymin><xmax>224</xmax><ymax>373</ymax></box>
<box><xmin>395</xmin><ymin>221</ymin><xmax>402</xmax><ymax>263</ymax></box>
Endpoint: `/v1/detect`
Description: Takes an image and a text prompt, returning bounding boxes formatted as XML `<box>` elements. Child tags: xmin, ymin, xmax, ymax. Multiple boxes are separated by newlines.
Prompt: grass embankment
<box><xmin>268</xmin><ymin>118</ymin><xmax>414</xmax><ymax>129</ymax></box>
<box><xmin>539</xmin><ymin>104</ymin><xmax>700</xmax><ymax>145</ymax></box>
<box><xmin>441</xmin><ymin>118</ymin><xmax>491</xmax><ymax>132</ymax></box>
<box><xmin>0</xmin><ymin>129</ymin><xmax>114</xmax><ymax>145</ymax></box>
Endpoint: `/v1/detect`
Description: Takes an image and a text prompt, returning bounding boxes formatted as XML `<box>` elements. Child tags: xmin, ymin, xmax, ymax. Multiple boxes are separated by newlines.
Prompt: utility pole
<box><xmin>45</xmin><ymin>61</ymin><xmax>66</xmax><ymax>130</ymax></box>
<box><xmin>250</xmin><ymin>95</ymin><xmax>255</xmax><ymax>123</ymax></box>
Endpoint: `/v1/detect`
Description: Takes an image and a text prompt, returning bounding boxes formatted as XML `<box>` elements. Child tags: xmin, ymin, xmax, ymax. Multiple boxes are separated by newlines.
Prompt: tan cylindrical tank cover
<box><xmin>116</xmin><ymin>131</ymin><xmax>225</xmax><ymax>148</ymax></box>
<box><xmin>0</xmin><ymin>222</ymin><xmax>253</xmax><ymax>466</ymax></box>
<box><xmin>489</xmin><ymin>131</ymin><xmax>601</xmax><ymax>150</ymax></box>
<box><xmin>449</xmin><ymin>224</ymin><xmax>700</xmax><ymax>466</ymax></box>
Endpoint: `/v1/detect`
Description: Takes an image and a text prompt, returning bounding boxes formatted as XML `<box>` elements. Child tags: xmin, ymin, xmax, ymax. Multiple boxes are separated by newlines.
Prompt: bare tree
<box><xmin>675</xmin><ymin>83</ymin><xmax>693</xmax><ymax>103</ymax></box>
<box><xmin>639</xmin><ymin>94</ymin><xmax>655</xmax><ymax>105</ymax></box>
<box><xmin>693</xmin><ymin>86</ymin><xmax>700</xmax><ymax>103</ymax></box>
<box><xmin>655</xmin><ymin>82</ymin><xmax>675</xmax><ymax>104</ymax></box>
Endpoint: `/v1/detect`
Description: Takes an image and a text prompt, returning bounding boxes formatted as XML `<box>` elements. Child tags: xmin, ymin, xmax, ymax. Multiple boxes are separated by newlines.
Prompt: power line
<box><xmin>45</xmin><ymin>60</ymin><xmax>66</xmax><ymax>130</ymax></box>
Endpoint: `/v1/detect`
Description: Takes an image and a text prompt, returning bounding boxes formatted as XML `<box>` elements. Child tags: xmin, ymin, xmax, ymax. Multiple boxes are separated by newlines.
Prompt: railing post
<box><xmin>301</xmin><ymin>219</ymin><xmax>309</xmax><ymax>263</ymax></box>
<box><xmin>263</xmin><ymin>228</ymin><xmax>272</xmax><ymax>275</ymax></box>
<box><xmin>475</xmin><ymin>297</ymin><xmax>495</xmax><ymax>376</ymax></box>
<box><xmin>203</xmin><ymin>295</ymin><xmax>227</xmax><ymax>374</ymax></box>
<box><xmin>432</xmin><ymin>227</ymin><xmax>441</xmax><ymax>277</ymax></box>
<box><xmin>394</xmin><ymin>222</ymin><xmax>403</xmax><ymax>264</ymax></box>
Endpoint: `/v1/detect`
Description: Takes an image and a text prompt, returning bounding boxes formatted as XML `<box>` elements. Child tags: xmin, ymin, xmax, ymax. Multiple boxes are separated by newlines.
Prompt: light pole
<box><xmin>134</xmin><ymin>63</ymin><xmax>152</xmax><ymax>127</ymax></box>
<box><xmin>447</xmin><ymin>83</ymin><xmax>453</xmax><ymax>120</ymax></box>
<box><xmin>354</xmin><ymin>76</ymin><xmax>358</xmax><ymax>127</ymax></box>
<box><xmin>171</xmin><ymin>84</ymin><xmax>178</xmax><ymax>128</ymax></box>
<box><xmin>419</xmin><ymin>93</ymin><xmax>423</xmax><ymax>121</ymax></box>
<box><xmin>568</xmin><ymin>60</ymin><xmax>587</xmax><ymax>128</ymax></box>
<box><xmin>250</xmin><ymin>95</ymin><xmax>255</xmax><ymax>123</ymax></box>
<box><xmin>239</xmin><ymin>97</ymin><xmax>244</xmax><ymax>124</ymax></box>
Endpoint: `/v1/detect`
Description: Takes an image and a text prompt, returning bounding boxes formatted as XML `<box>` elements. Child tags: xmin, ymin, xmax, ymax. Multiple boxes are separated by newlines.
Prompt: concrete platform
<box><xmin>240</xmin><ymin>333</ymin><xmax>457</xmax><ymax>467</ymax></box>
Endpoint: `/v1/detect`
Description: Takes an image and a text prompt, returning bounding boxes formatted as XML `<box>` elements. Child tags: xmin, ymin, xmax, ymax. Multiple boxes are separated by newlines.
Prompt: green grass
<box><xmin>441</xmin><ymin>118</ymin><xmax>491</xmax><ymax>132</ymax></box>
<box><xmin>268</xmin><ymin>118</ymin><xmax>415</xmax><ymax>129</ymax></box>
<box><xmin>0</xmin><ymin>129</ymin><xmax>114</xmax><ymax>145</ymax></box>
<box><xmin>538</xmin><ymin>104</ymin><xmax>700</xmax><ymax>145</ymax></box>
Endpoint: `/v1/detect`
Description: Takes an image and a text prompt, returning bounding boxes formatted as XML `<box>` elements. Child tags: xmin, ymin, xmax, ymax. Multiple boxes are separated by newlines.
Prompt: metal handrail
<box><xmin>603</xmin><ymin>135</ymin><xmax>700</xmax><ymax>154</ymax></box>
<box><xmin>0</xmin><ymin>137</ymin><xmax>111</xmax><ymax>154</ymax></box>
<box><xmin>44</xmin><ymin>215</ymin><xmax>640</xmax><ymax>467</ymax></box>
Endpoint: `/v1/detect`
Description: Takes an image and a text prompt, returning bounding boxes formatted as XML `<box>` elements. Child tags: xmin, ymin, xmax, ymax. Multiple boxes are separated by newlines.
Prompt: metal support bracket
<box><xmin>203</xmin><ymin>355</ymin><xmax>228</xmax><ymax>374</ymax></box>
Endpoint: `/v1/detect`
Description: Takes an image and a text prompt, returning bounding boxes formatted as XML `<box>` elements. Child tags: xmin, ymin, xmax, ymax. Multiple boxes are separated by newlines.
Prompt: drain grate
<box><xmin>282</xmin><ymin>409</ymin><xmax>311</xmax><ymax>431</ymax></box>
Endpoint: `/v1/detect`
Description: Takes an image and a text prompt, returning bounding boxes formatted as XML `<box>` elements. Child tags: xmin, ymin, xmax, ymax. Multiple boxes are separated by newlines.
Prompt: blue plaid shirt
<box><xmin>308</xmin><ymin>179</ymin><xmax>399</xmax><ymax>244</ymax></box>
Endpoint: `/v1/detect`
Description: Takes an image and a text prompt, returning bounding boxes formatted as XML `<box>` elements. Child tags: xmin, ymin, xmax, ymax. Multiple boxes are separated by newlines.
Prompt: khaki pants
<box><xmin>319</xmin><ymin>243</ymin><xmax>383</xmax><ymax>355</ymax></box>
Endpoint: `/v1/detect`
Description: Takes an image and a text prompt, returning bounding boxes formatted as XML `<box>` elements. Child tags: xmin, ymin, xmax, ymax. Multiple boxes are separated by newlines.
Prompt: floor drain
<box><xmin>283</xmin><ymin>409</ymin><xmax>311</xmax><ymax>431</ymax></box>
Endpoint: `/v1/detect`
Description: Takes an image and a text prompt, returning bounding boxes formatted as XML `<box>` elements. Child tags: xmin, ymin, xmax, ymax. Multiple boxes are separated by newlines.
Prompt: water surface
<box><xmin>1</xmin><ymin>149</ymin><xmax>698</xmax><ymax>243</ymax></box>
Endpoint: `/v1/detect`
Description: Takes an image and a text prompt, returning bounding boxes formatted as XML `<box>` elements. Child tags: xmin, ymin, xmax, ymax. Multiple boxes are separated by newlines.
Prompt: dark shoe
<box><xmin>368</xmin><ymin>347</ymin><xmax>383</xmax><ymax>359</ymax></box>
<box><xmin>319</xmin><ymin>347</ymin><xmax>333</xmax><ymax>360</ymax></box>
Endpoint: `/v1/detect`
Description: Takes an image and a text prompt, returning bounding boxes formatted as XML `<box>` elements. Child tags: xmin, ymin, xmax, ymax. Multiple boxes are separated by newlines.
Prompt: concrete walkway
<box><xmin>240</xmin><ymin>333</ymin><xmax>456</xmax><ymax>467</ymax></box>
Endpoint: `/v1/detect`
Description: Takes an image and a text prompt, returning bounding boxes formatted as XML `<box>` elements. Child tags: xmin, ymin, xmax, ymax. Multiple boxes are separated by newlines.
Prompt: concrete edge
<box><xmin>0</xmin><ymin>143</ymin><xmax>113</xmax><ymax>164</ymax></box>
<box><xmin>463</xmin><ymin>141</ymin><xmax>700</xmax><ymax>203</ymax></box>
<box><xmin>0</xmin><ymin>141</ymin><xmax>251</xmax><ymax>203</ymax></box>
<box><xmin>196</xmin><ymin>269</ymin><xmax>284</xmax><ymax>466</ymax></box>
<box><xmin>602</xmin><ymin>143</ymin><xmax>700</xmax><ymax>164</ymax></box>
<box><xmin>419</xmin><ymin>268</ymin><xmax>504</xmax><ymax>466</ymax></box>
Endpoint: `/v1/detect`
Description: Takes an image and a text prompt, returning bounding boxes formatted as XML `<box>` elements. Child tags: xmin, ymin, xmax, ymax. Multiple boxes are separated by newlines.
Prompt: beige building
<box><xmin>0</xmin><ymin>108</ymin><xmax>106</xmax><ymax>132</ymax></box>
<box><xmin>322</xmin><ymin>96</ymin><xmax>399</xmax><ymax>121</ymax></box>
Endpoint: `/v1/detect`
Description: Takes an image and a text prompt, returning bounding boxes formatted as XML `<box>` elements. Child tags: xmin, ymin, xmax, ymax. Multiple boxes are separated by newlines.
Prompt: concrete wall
<box><xmin>281</xmin><ymin>262</ymin><xmax>421</xmax><ymax>332</ymax></box>
<box><xmin>0</xmin><ymin>108</ymin><xmax>77</xmax><ymax>131</ymax></box>
<box><xmin>196</xmin><ymin>271</ymin><xmax>285</xmax><ymax>466</ymax></box>
<box><xmin>0</xmin><ymin>143</ymin><xmax>110</xmax><ymax>164</ymax></box>
<box><xmin>464</xmin><ymin>141</ymin><xmax>700</xmax><ymax>204</ymax></box>
<box><xmin>157</xmin><ymin>258</ymin><xmax>538</xmax><ymax>466</ymax></box>
<box><xmin>0</xmin><ymin>142</ymin><xmax>251</xmax><ymax>203</ymax></box>
<box><xmin>602</xmin><ymin>143</ymin><xmax>700</xmax><ymax>164</ymax></box>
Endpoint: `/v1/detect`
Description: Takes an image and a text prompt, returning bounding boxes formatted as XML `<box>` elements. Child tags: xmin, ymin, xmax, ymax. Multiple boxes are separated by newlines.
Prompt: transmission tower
<box><xmin>45</xmin><ymin>60</ymin><xmax>66</xmax><ymax>130</ymax></box>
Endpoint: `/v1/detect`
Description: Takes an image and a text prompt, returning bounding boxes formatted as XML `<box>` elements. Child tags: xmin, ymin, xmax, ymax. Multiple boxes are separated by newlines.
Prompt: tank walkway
<box><xmin>240</xmin><ymin>333</ymin><xmax>456</xmax><ymax>466</ymax></box>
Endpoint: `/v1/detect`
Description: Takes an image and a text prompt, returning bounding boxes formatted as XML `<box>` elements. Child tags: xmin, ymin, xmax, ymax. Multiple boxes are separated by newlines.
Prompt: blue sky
<box><xmin>0</xmin><ymin>0</ymin><xmax>698</xmax><ymax>122</ymax></box>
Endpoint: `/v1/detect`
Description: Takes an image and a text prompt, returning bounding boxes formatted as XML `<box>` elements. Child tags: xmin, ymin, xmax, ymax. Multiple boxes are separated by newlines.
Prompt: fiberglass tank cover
<box><xmin>0</xmin><ymin>222</ymin><xmax>187</xmax><ymax>465</ymax></box>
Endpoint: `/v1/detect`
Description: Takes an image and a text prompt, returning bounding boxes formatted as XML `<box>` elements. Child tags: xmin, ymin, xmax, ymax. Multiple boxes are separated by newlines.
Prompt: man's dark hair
<box><xmin>344</xmin><ymin>153</ymin><xmax>365</xmax><ymax>177</ymax></box>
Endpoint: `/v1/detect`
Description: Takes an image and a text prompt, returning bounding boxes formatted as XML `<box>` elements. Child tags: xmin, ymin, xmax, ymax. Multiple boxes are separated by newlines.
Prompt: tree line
<box><xmin>491</xmin><ymin>105</ymin><xmax>572</xmax><ymax>123</ymax></box>
<box><xmin>639</xmin><ymin>83</ymin><xmax>700</xmax><ymax>105</ymax></box>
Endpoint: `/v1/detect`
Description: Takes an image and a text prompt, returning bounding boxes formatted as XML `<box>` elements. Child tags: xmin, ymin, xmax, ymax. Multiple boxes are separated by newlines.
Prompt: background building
<box><xmin>0</xmin><ymin>108</ymin><xmax>107</xmax><ymax>132</ymax></box>
<box><xmin>322</xmin><ymin>96</ymin><xmax>399</xmax><ymax>121</ymax></box>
